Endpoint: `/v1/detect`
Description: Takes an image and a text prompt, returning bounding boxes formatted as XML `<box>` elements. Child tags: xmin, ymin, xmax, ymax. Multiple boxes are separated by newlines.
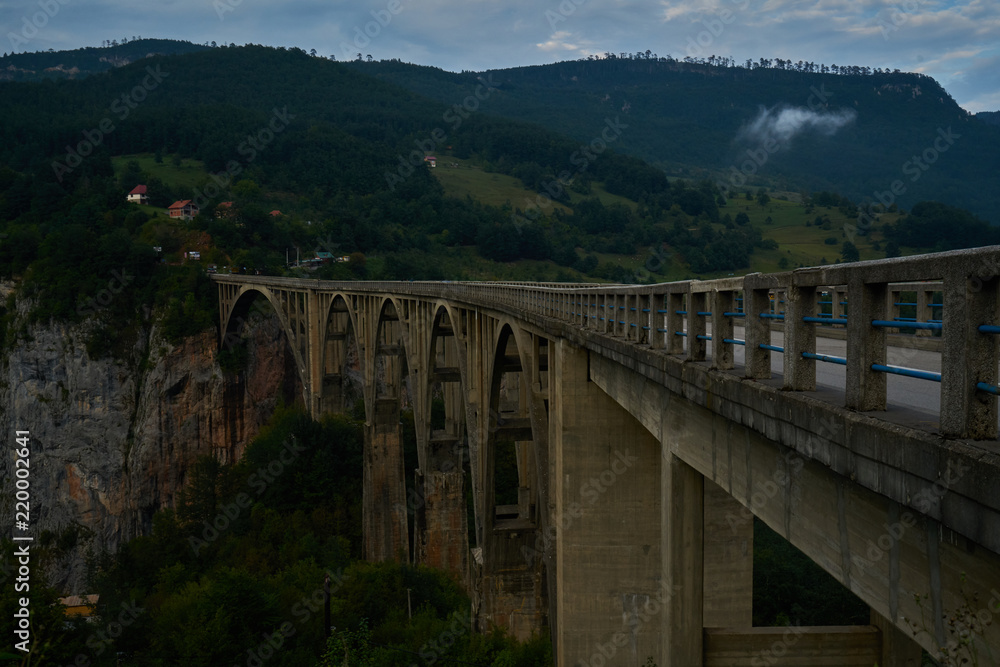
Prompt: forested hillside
<box><xmin>353</xmin><ymin>56</ymin><xmax>1000</xmax><ymax>222</ymax></box>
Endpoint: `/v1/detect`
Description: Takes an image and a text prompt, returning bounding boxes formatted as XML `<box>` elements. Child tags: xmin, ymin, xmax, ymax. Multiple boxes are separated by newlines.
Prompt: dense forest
<box><xmin>0</xmin><ymin>403</ymin><xmax>871</xmax><ymax>665</ymax></box>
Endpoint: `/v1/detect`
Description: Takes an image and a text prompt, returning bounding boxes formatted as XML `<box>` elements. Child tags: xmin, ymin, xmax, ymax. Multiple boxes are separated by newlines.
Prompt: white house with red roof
<box><xmin>168</xmin><ymin>200</ymin><xmax>199</xmax><ymax>220</ymax></box>
<box><xmin>127</xmin><ymin>185</ymin><xmax>149</xmax><ymax>205</ymax></box>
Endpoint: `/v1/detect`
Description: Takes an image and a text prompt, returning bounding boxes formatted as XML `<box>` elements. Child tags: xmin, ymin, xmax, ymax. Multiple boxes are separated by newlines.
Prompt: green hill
<box><xmin>0</xmin><ymin>38</ymin><xmax>209</xmax><ymax>81</ymax></box>
<box><xmin>350</xmin><ymin>57</ymin><xmax>1000</xmax><ymax>223</ymax></box>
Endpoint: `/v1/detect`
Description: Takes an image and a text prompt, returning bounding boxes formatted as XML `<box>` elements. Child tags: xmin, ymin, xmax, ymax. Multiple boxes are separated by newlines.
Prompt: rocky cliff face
<box><xmin>0</xmin><ymin>298</ymin><xmax>300</xmax><ymax>593</ymax></box>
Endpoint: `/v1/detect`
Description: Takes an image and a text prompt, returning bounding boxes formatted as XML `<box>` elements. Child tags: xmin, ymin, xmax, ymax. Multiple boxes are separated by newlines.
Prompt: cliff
<box><xmin>0</xmin><ymin>296</ymin><xmax>300</xmax><ymax>593</ymax></box>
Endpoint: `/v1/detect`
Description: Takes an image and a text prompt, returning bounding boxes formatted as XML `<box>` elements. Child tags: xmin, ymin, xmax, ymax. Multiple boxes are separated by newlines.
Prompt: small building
<box><xmin>60</xmin><ymin>594</ymin><xmax>99</xmax><ymax>619</ymax></box>
<box><xmin>269</xmin><ymin>210</ymin><xmax>282</xmax><ymax>217</ymax></box>
<box><xmin>168</xmin><ymin>200</ymin><xmax>199</xmax><ymax>221</ymax></box>
<box><xmin>424</xmin><ymin>156</ymin><xmax>436</xmax><ymax>168</ymax></box>
<box><xmin>127</xmin><ymin>185</ymin><xmax>149</xmax><ymax>205</ymax></box>
<box><xmin>216</xmin><ymin>201</ymin><xmax>234</xmax><ymax>218</ymax></box>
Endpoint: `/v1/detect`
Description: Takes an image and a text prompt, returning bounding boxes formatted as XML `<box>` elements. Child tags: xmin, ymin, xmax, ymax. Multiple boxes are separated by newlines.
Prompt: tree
<box><xmin>841</xmin><ymin>241</ymin><xmax>860</xmax><ymax>262</ymax></box>
<box><xmin>735</xmin><ymin>212</ymin><xmax>750</xmax><ymax>226</ymax></box>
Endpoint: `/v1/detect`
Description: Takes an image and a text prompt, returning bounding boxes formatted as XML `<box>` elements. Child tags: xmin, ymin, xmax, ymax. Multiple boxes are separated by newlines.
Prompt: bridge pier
<box><xmin>363</xmin><ymin>397</ymin><xmax>409</xmax><ymax>562</ymax></box>
<box><xmin>552</xmin><ymin>341</ymin><xmax>663</xmax><ymax>665</ymax></box>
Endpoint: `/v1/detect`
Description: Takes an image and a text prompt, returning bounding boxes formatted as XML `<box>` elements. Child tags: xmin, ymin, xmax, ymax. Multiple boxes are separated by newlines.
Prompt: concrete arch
<box><xmin>477</xmin><ymin>318</ymin><xmax>551</xmax><ymax>637</ymax></box>
<box><xmin>316</xmin><ymin>293</ymin><xmax>362</xmax><ymax>416</ymax></box>
<box><xmin>221</xmin><ymin>284</ymin><xmax>309</xmax><ymax>403</ymax></box>
<box><xmin>362</xmin><ymin>295</ymin><xmax>413</xmax><ymax>563</ymax></box>
<box><xmin>413</xmin><ymin>303</ymin><xmax>473</xmax><ymax>577</ymax></box>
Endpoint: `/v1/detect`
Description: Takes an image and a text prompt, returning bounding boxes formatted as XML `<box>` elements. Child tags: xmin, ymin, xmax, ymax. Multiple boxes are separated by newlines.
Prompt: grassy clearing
<box><xmin>112</xmin><ymin>153</ymin><xmax>208</xmax><ymax>190</ymax></box>
<box><xmin>431</xmin><ymin>156</ymin><xmax>572</xmax><ymax>214</ymax></box>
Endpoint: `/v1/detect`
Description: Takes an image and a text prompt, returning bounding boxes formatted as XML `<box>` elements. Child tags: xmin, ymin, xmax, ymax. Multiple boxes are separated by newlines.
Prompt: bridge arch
<box><xmin>362</xmin><ymin>295</ymin><xmax>413</xmax><ymax>563</ymax></box>
<box><xmin>220</xmin><ymin>284</ymin><xmax>309</xmax><ymax>404</ymax></box>
<box><xmin>316</xmin><ymin>293</ymin><xmax>362</xmax><ymax>416</ymax></box>
<box><xmin>413</xmin><ymin>303</ymin><xmax>473</xmax><ymax>576</ymax></box>
<box><xmin>477</xmin><ymin>319</ymin><xmax>552</xmax><ymax>636</ymax></box>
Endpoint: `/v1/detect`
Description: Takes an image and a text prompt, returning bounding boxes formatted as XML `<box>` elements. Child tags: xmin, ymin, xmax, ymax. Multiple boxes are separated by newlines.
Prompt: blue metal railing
<box><xmin>871</xmin><ymin>364</ymin><xmax>942</xmax><ymax>382</ymax></box>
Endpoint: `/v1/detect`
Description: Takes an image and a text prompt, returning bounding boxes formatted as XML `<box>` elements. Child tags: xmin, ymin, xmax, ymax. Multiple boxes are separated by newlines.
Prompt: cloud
<box><xmin>737</xmin><ymin>105</ymin><xmax>858</xmax><ymax>146</ymax></box>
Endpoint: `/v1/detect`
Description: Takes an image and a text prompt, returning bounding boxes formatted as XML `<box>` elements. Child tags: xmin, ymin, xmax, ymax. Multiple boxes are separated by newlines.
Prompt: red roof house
<box><xmin>167</xmin><ymin>200</ymin><xmax>199</xmax><ymax>221</ymax></box>
<box><xmin>127</xmin><ymin>184</ymin><xmax>149</xmax><ymax>205</ymax></box>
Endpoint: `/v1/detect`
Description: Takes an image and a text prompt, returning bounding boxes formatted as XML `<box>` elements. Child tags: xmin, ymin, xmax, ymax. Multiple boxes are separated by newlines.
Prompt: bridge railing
<box><xmin>213</xmin><ymin>246</ymin><xmax>999</xmax><ymax>439</ymax></box>
<box><xmin>473</xmin><ymin>247</ymin><xmax>999</xmax><ymax>440</ymax></box>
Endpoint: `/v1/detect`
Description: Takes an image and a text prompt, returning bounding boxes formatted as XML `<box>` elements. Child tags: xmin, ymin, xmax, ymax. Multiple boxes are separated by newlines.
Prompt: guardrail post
<box><xmin>667</xmin><ymin>291</ymin><xmax>686</xmax><ymax>355</ymax></box>
<box><xmin>835</xmin><ymin>287</ymin><xmax>847</xmax><ymax>322</ymax></box>
<box><xmin>745</xmin><ymin>287</ymin><xmax>771</xmax><ymax>379</ymax></box>
<box><xmin>888</xmin><ymin>287</ymin><xmax>902</xmax><ymax>333</ymax></box>
<box><xmin>846</xmin><ymin>279</ymin><xmax>887</xmax><ymax>411</ymax></box>
<box><xmin>650</xmin><ymin>293</ymin><xmax>665</xmax><ymax>350</ymax></box>
<box><xmin>690</xmin><ymin>291</ymin><xmax>708</xmax><ymax>361</ymax></box>
<box><xmin>941</xmin><ymin>273</ymin><xmax>999</xmax><ymax>438</ymax></box>
<box><xmin>712</xmin><ymin>289</ymin><xmax>735</xmax><ymax>370</ymax></box>
<box><xmin>785</xmin><ymin>284</ymin><xmax>817</xmax><ymax>391</ymax></box>
<box><xmin>626</xmin><ymin>293</ymin><xmax>637</xmax><ymax>342</ymax></box>
<box><xmin>916</xmin><ymin>287</ymin><xmax>934</xmax><ymax>337</ymax></box>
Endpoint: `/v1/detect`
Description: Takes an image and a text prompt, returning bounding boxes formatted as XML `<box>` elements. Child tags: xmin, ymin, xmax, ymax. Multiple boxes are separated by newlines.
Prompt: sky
<box><xmin>2</xmin><ymin>0</ymin><xmax>998</xmax><ymax>112</ymax></box>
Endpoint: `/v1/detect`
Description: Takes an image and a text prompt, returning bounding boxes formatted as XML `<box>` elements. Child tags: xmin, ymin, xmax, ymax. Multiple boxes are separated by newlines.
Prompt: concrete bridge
<box><xmin>213</xmin><ymin>246</ymin><xmax>1000</xmax><ymax>666</ymax></box>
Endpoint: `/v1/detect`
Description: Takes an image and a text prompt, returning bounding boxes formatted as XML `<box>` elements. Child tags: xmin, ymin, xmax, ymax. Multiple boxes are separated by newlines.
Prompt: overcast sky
<box><xmin>3</xmin><ymin>0</ymin><xmax>998</xmax><ymax>112</ymax></box>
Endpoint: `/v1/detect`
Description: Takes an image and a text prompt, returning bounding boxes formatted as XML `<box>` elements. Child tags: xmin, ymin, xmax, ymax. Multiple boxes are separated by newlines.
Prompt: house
<box><xmin>168</xmin><ymin>200</ymin><xmax>199</xmax><ymax>220</ymax></box>
<box><xmin>424</xmin><ymin>156</ymin><xmax>437</xmax><ymax>168</ymax></box>
<box><xmin>215</xmin><ymin>201</ymin><xmax>235</xmax><ymax>218</ymax></box>
<box><xmin>60</xmin><ymin>594</ymin><xmax>99</xmax><ymax>619</ymax></box>
<box><xmin>127</xmin><ymin>185</ymin><xmax>149</xmax><ymax>205</ymax></box>
<box><xmin>269</xmin><ymin>210</ymin><xmax>282</xmax><ymax>217</ymax></box>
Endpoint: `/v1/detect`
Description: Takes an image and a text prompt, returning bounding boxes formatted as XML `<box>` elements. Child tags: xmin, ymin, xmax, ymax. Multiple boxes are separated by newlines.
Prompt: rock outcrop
<box><xmin>0</xmin><ymin>300</ymin><xmax>300</xmax><ymax>593</ymax></box>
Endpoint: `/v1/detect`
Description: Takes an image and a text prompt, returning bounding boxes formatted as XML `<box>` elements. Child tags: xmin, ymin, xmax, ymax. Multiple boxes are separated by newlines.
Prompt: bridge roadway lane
<box><xmin>700</xmin><ymin>327</ymin><xmax>959</xmax><ymax>432</ymax></box>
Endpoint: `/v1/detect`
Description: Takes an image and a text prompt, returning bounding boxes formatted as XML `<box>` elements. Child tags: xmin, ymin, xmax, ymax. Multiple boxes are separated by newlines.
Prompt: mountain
<box><xmin>351</xmin><ymin>57</ymin><xmax>1000</xmax><ymax>223</ymax></box>
<box><xmin>0</xmin><ymin>38</ymin><xmax>209</xmax><ymax>81</ymax></box>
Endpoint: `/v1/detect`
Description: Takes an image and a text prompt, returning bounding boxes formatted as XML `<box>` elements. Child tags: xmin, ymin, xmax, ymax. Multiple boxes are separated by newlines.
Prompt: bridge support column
<box><xmin>662</xmin><ymin>452</ymin><xmax>704</xmax><ymax>666</ymax></box>
<box><xmin>871</xmin><ymin>608</ymin><xmax>922</xmax><ymax>667</ymax></box>
<box><xmin>363</xmin><ymin>397</ymin><xmax>409</xmax><ymax>562</ymax></box>
<box><xmin>703</xmin><ymin>479</ymin><xmax>753</xmax><ymax>628</ymax></box>
<box><xmin>551</xmin><ymin>340</ymin><xmax>662</xmax><ymax>667</ymax></box>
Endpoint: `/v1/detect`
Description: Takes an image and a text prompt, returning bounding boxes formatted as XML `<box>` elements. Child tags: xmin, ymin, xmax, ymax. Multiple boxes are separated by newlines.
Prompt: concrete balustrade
<box><xmin>218</xmin><ymin>247</ymin><xmax>1000</xmax><ymax>440</ymax></box>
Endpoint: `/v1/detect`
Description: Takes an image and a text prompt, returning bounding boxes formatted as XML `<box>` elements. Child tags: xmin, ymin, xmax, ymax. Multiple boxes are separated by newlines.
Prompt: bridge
<box><xmin>213</xmin><ymin>246</ymin><xmax>1000</xmax><ymax>666</ymax></box>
